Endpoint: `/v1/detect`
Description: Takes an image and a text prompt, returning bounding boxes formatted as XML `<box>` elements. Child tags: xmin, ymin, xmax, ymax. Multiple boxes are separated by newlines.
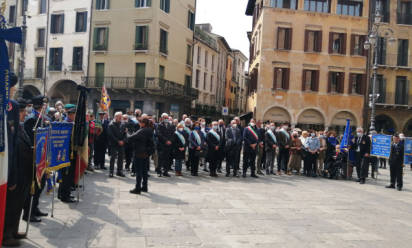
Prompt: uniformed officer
<box><xmin>23</xmin><ymin>95</ymin><xmax>50</xmax><ymax>221</ymax></box>
<box><xmin>352</xmin><ymin>127</ymin><xmax>371</xmax><ymax>184</ymax></box>
<box><xmin>242</xmin><ymin>119</ymin><xmax>259</xmax><ymax>178</ymax></box>
<box><xmin>58</xmin><ymin>106</ymin><xmax>77</xmax><ymax>203</ymax></box>
<box><xmin>386</xmin><ymin>134</ymin><xmax>404</xmax><ymax>191</ymax></box>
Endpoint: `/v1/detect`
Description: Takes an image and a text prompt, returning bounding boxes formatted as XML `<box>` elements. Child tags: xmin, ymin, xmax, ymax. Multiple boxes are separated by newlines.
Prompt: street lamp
<box><xmin>363</xmin><ymin>5</ymin><xmax>395</xmax><ymax>133</ymax></box>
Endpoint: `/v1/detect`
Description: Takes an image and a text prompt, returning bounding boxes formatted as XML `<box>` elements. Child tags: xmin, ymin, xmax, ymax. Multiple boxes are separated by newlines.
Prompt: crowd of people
<box><xmin>2</xmin><ymin>75</ymin><xmax>408</xmax><ymax>247</ymax></box>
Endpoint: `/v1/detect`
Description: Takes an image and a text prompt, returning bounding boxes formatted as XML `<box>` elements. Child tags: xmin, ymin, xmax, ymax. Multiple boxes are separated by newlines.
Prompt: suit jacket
<box><xmin>7</xmin><ymin>100</ymin><xmax>20</xmax><ymax>186</ymax></box>
<box><xmin>389</xmin><ymin>142</ymin><xmax>404</xmax><ymax>165</ymax></box>
<box><xmin>127</xmin><ymin>127</ymin><xmax>154</xmax><ymax>158</ymax></box>
<box><xmin>172</xmin><ymin>131</ymin><xmax>186</xmax><ymax>160</ymax></box>
<box><xmin>352</xmin><ymin>135</ymin><xmax>371</xmax><ymax>157</ymax></box>
<box><xmin>265</xmin><ymin>131</ymin><xmax>277</xmax><ymax>152</ymax></box>
<box><xmin>107</xmin><ymin>120</ymin><xmax>126</xmax><ymax>147</ymax></box>
<box><xmin>243</xmin><ymin>126</ymin><xmax>259</xmax><ymax>150</ymax></box>
<box><xmin>17</xmin><ymin>123</ymin><xmax>34</xmax><ymax>187</ymax></box>
<box><xmin>225</xmin><ymin>127</ymin><xmax>242</xmax><ymax>152</ymax></box>
<box><xmin>206</xmin><ymin>131</ymin><xmax>221</xmax><ymax>161</ymax></box>
<box><xmin>276</xmin><ymin>130</ymin><xmax>291</xmax><ymax>149</ymax></box>
<box><xmin>156</xmin><ymin>122</ymin><xmax>175</xmax><ymax>150</ymax></box>
<box><xmin>189</xmin><ymin>130</ymin><xmax>206</xmax><ymax>150</ymax></box>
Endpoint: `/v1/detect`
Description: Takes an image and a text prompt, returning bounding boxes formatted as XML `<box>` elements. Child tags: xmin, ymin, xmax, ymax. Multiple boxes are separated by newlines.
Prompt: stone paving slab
<box><xmin>17</xmin><ymin>163</ymin><xmax>412</xmax><ymax>248</ymax></box>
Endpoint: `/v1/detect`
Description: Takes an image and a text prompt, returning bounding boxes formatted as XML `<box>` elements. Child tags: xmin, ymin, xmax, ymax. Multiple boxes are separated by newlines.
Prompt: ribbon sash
<box><xmin>184</xmin><ymin>127</ymin><xmax>191</xmax><ymax>136</ymax></box>
<box><xmin>209</xmin><ymin>130</ymin><xmax>220</xmax><ymax>142</ymax></box>
<box><xmin>175</xmin><ymin>131</ymin><xmax>185</xmax><ymax>146</ymax></box>
<box><xmin>247</xmin><ymin>126</ymin><xmax>259</xmax><ymax>141</ymax></box>
<box><xmin>193</xmin><ymin>131</ymin><xmax>201</xmax><ymax>146</ymax></box>
<box><xmin>267</xmin><ymin>129</ymin><xmax>277</xmax><ymax>144</ymax></box>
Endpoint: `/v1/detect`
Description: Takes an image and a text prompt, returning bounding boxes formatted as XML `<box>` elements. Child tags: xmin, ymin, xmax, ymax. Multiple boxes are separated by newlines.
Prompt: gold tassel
<box><xmin>30</xmin><ymin>181</ymin><xmax>35</xmax><ymax>195</ymax></box>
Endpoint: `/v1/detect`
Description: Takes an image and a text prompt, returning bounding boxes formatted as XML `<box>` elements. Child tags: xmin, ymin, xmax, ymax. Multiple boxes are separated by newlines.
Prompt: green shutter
<box><xmin>107</xmin><ymin>0</ymin><xmax>110</xmax><ymax>9</ymax></box>
<box><xmin>144</xmin><ymin>26</ymin><xmax>148</xmax><ymax>49</ymax></box>
<box><xmin>135</xmin><ymin>26</ymin><xmax>140</xmax><ymax>49</ymax></box>
<box><xmin>93</xmin><ymin>28</ymin><xmax>97</xmax><ymax>50</ymax></box>
<box><xmin>135</xmin><ymin>63</ymin><xmax>146</xmax><ymax>88</ymax></box>
<box><xmin>165</xmin><ymin>0</ymin><xmax>170</xmax><ymax>13</ymax></box>
<box><xmin>147</xmin><ymin>0</ymin><xmax>151</xmax><ymax>7</ymax></box>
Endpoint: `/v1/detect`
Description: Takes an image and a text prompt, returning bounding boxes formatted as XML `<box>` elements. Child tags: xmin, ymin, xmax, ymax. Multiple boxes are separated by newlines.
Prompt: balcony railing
<box><xmin>83</xmin><ymin>77</ymin><xmax>198</xmax><ymax>99</ymax></box>
<box><xmin>376</xmin><ymin>92</ymin><xmax>411</xmax><ymax>108</ymax></box>
<box><xmin>397</xmin><ymin>14</ymin><xmax>412</xmax><ymax>25</ymax></box>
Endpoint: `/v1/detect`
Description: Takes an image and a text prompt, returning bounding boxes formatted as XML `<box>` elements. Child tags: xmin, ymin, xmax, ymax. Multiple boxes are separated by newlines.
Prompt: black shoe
<box><xmin>23</xmin><ymin>215</ymin><xmax>41</xmax><ymax>223</ymax></box>
<box><xmin>225</xmin><ymin>173</ymin><xmax>230</xmax><ymax>177</ymax></box>
<box><xmin>360</xmin><ymin>179</ymin><xmax>365</xmax><ymax>184</ymax></box>
<box><xmin>109</xmin><ymin>172</ymin><xmax>114</xmax><ymax>178</ymax></box>
<box><xmin>217</xmin><ymin>169</ymin><xmax>222</xmax><ymax>173</ymax></box>
<box><xmin>257</xmin><ymin>171</ymin><xmax>264</xmax><ymax>175</ymax></box>
<box><xmin>61</xmin><ymin>198</ymin><xmax>76</xmax><ymax>203</ymax></box>
<box><xmin>116</xmin><ymin>172</ymin><xmax>126</xmax><ymax>177</ymax></box>
<box><xmin>141</xmin><ymin>187</ymin><xmax>148</xmax><ymax>193</ymax></box>
<box><xmin>385</xmin><ymin>185</ymin><xmax>395</xmax><ymax>189</ymax></box>
<box><xmin>131</xmin><ymin>173</ymin><xmax>136</xmax><ymax>177</ymax></box>
<box><xmin>356</xmin><ymin>178</ymin><xmax>361</xmax><ymax>182</ymax></box>
<box><xmin>242</xmin><ymin>173</ymin><xmax>246</xmax><ymax>178</ymax></box>
<box><xmin>130</xmin><ymin>188</ymin><xmax>141</xmax><ymax>194</ymax></box>
<box><xmin>203</xmin><ymin>168</ymin><xmax>209</xmax><ymax>172</ymax></box>
<box><xmin>251</xmin><ymin>174</ymin><xmax>259</xmax><ymax>178</ymax></box>
<box><xmin>101</xmin><ymin>166</ymin><xmax>107</xmax><ymax>170</ymax></box>
<box><xmin>163</xmin><ymin>173</ymin><xmax>171</xmax><ymax>177</ymax></box>
<box><xmin>2</xmin><ymin>238</ymin><xmax>21</xmax><ymax>247</ymax></box>
<box><xmin>193</xmin><ymin>173</ymin><xmax>199</xmax><ymax>176</ymax></box>
<box><xmin>35</xmin><ymin>209</ymin><xmax>48</xmax><ymax>217</ymax></box>
<box><xmin>397</xmin><ymin>187</ymin><xmax>402</xmax><ymax>191</ymax></box>
<box><xmin>14</xmin><ymin>233</ymin><xmax>27</xmax><ymax>240</ymax></box>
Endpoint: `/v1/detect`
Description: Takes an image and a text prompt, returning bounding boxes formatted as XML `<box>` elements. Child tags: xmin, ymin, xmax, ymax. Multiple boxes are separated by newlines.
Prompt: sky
<box><xmin>195</xmin><ymin>0</ymin><xmax>252</xmax><ymax>59</ymax></box>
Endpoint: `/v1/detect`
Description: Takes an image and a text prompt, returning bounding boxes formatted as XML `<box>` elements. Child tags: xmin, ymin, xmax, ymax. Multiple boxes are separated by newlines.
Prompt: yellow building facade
<box><xmin>369</xmin><ymin>0</ymin><xmax>412</xmax><ymax>136</ymax></box>
<box><xmin>87</xmin><ymin>0</ymin><xmax>196</xmax><ymax>116</ymax></box>
<box><xmin>246</xmin><ymin>0</ymin><xmax>369</xmax><ymax>132</ymax></box>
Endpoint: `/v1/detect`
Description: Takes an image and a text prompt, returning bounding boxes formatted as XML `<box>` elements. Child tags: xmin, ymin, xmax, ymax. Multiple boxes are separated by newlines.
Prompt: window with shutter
<box><xmin>51</xmin><ymin>14</ymin><xmax>64</xmax><ymax>34</ymax></box>
<box><xmin>336</xmin><ymin>0</ymin><xmax>363</xmax><ymax>17</ymax></box>
<box><xmin>273</xmin><ymin>68</ymin><xmax>289</xmax><ymax>90</ymax></box>
<box><xmin>395</xmin><ymin>76</ymin><xmax>408</xmax><ymax>105</ymax></box>
<box><xmin>397</xmin><ymin>39</ymin><xmax>409</xmax><ymax>66</ymax></box>
<box><xmin>135</xmin><ymin>0</ymin><xmax>151</xmax><ymax>8</ymax></box>
<box><xmin>72</xmin><ymin>47</ymin><xmax>83</xmax><ymax>71</ymax></box>
<box><xmin>49</xmin><ymin>47</ymin><xmax>63</xmax><ymax>71</ymax></box>
<box><xmin>160</xmin><ymin>0</ymin><xmax>170</xmax><ymax>13</ymax></box>
<box><xmin>93</xmin><ymin>27</ymin><xmax>109</xmax><ymax>51</ymax></box>
<box><xmin>96</xmin><ymin>63</ymin><xmax>105</xmax><ymax>87</ymax></box>
<box><xmin>135</xmin><ymin>26</ymin><xmax>148</xmax><ymax>50</ymax></box>
<box><xmin>75</xmin><ymin>12</ymin><xmax>87</xmax><ymax>32</ymax></box>
<box><xmin>159</xmin><ymin>29</ymin><xmax>168</xmax><ymax>54</ymax></box>
<box><xmin>304</xmin><ymin>0</ymin><xmax>331</xmax><ymax>13</ymax></box>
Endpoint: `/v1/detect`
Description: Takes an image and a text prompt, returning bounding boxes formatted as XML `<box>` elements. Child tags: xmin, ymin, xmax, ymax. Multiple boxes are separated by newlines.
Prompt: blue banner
<box><xmin>35</xmin><ymin>127</ymin><xmax>49</xmax><ymax>186</ymax></box>
<box><xmin>340</xmin><ymin>119</ymin><xmax>351</xmax><ymax>151</ymax></box>
<box><xmin>371</xmin><ymin>134</ymin><xmax>392</xmax><ymax>159</ymax></box>
<box><xmin>404</xmin><ymin>138</ymin><xmax>412</xmax><ymax>165</ymax></box>
<box><xmin>49</xmin><ymin>122</ymin><xmax>73</xmax><ymax>171</ymax></box>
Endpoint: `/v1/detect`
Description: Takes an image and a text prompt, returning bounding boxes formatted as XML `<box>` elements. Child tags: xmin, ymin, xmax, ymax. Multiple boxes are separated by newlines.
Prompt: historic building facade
<box><xmin>246</xmin><ymin>0</ymin><xmax>369</xmax><ymax>132</ymax></box>
<box><xmin>368</xmin><ymin>0</ymin><xmax>412</xmax><ymax>136</ymax></box>
<box><xmin>85</xmin><ymin>0</ymin><xmax>197</xmax><ymax>116</ymax></box>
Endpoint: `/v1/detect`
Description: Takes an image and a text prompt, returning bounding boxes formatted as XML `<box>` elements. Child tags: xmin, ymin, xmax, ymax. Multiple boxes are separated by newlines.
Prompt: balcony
<box><xmin>376</xmin><ymin>92</ymin><xmax>411</xmax><ymax>109</ymax></box>
<box><xmin>83</xmin><ymin>77</ymin><xmax>198</xmax><ymax>100</ymax></box>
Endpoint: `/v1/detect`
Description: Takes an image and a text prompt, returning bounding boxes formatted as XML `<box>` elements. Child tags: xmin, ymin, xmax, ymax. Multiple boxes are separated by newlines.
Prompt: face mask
<box><xmin>311</xmin><ymin>133</ymin><xmax>316</xmax><ymax>137</ymax></box>
<box><xmin>270</xmin><ymin>126</ymin><xmax>275</xmax><ymax>131</ymax></box>
<box><xmin>178</xmin><ymin>128</ymin><xmax>184</xmax><ymax>132</ymax></box>
<box><xmin>186</xmin><ymin>124</ymin><xmax>191</xmax><ymax>127</ymax></box>
<box><xmin>250</xmin><ymin>123</ymin><xmax>255</xmax><ymax>127</ymax></box>
<box><xmin>232</xmin><ymin>124</ymin><xmax>237</xmax><ymax>128</ymax></box>
<box><xmin>164</xmin><ymin>119</ymin><xmax>169</xmax><ymax>124</ymax></box>
<box><xmin>212</xmin><ymin>126</ymin><xmax>218</xmax><ymax>130</ymax></box>
<box><xmin>357</xmin><ymin>132</ymin><xmax>362</xmax><ymax>137</ymax></box>
<box><xmin>194</xmin><ymin>126</ymin><xmax>200</xmax><ymax>131</ymax></box>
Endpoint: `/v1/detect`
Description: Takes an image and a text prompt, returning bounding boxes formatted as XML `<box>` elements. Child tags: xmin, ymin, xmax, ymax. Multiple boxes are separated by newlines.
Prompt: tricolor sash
<box><xmin>175</xmin><ymin>131</ymin><xmax>185</xmax><ymax>146</ymax></box>
<box><xmin>193</xmin><ymin>131</ymin><xmax>201</xmax><ymax>146</ymax></box>
<box><xmin>209</xmin><ymin>129</ymin><xmax>220</xmax><ymax>142</ymax></box>
<box><xmin>247</xmin><ymin>126</ymin><xmax>259</xmax><ymax>141</ymax></box>
<box><xmin>267</xmin><ymin>129</ymin><xmax>277</xmax><ymax>144</ymax></box>
<box><xmin>184</xmin><ymin>127</ymin><xmax>191</xmax><ymax>136</ymax></box>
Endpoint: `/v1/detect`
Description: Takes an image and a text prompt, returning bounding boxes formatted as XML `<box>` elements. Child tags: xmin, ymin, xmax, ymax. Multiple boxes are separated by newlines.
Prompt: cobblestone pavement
<box><xmin>18</xmin><ymin>163</ymin><xmax>412</xmax><ymax>248</ymax></box>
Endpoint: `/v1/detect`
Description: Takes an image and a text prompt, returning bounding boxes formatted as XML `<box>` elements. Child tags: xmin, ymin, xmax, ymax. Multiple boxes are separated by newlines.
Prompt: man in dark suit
<box><xmin>352</xmin><ymin>127</ymin><xmax>371</xmax><ymax>184</ymax></box>
<box><xmin>243</xmin><ymin>119</ymin><xmax>259</xmax><ymax>178</ymax></box>
<box><xmin>225</xmin><ymin>120</ymin><xmax>242</xmax><ymax>177</ymax></box>
<box><xmin>386</xmin><ymin>134</ymin><xmax>404</xmax><ymax>191</ymax></box>
<box><xmin>107</xmin><ymin>112</ymin><xmax>127</xmax><ymax>177</ymax></box>
<box><xmin>276</xmin><ymin>125</ymin><xmax>291</xmax><ymax>175</ymax></box>
<box><xmin>217</xmin><ymin>119</ymin><xmax>226</xmax><ymax>173</ymax></box>
<box><xmin>256</xmin><ymin>121</ymin><xmax>266</xmax><ymax>175</ymax></box>
<box><xmin>156</xmin><ymin>113</ymin><xmax>175</xmax><ymax>177</ymax></box>
<box><xmin>234</xmin><ymin>117</ymin><xmax>243</xmax><ymax>175</ymax></box>
<box><xmin>206</xmin><ymin>121</ymin><xmax>222</xmax><ymax>177</ymax></box>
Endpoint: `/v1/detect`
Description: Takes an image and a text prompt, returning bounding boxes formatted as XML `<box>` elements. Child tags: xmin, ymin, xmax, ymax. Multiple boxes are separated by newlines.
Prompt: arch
<box><xmin>262</xmin><ymin>105</ymin><xmax>292</xmax><ymax>124</ymax></box>
<box><xmin>375</xmin><ymin>114</ymin><xmax>396</xmax><ymax>134</ymax></box>
<box><xmin>48</xmin><ymin>80</ymin><xmax>79</xmax><ymax>104</ymax></box>
<box><xmin>296</xmin><ymin>108</ymin><xmax>326</xmax><ymax>131</ymax></box>
<box><xmin>330</xmin><ymin>111</ymin><xmax>358</xmax><ymax>127</ymax></box>
<box><xmin>22</xmin><ymin>85</ymin><xmax>41</xmax><ymax>100</ymax></box>
<box><xmin>403</xmin><ymin>118</ymin><xmax>412</xmax><ymax>137</ymax></box>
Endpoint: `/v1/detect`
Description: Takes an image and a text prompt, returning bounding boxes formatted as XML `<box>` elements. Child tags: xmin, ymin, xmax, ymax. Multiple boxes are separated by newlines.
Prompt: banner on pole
<box><xmin>35</xmin><ymin>127</ymin><xmax>49</xmax><ymax>187</ymax></box>
<box><xmin>49</xmin><ymin>122</ymin><xmax>73</xmax><ymax>171</ymax></box>
<box><xmin>371</xmin><ymin>134</ymin><xmax>392</xmax><ymax>159</ymax></box>
<box><xmin>404</xmin><ymin>138</ymin><xmax>412</xmax><ymax>165</ymax></box>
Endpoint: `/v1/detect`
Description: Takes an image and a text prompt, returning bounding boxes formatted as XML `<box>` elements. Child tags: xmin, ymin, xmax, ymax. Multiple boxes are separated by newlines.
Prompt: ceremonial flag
<box><xmin>49</xmin><ymin>122</ymin><xmax>73</xmax><ymax>171</ymax></box>
<box><xmin>340</xmin><ymin>119</ymin><xmax>351</xmax><ymax>151</ymax></box>
<box><xmin>100</xmin><ymin>85</ymin><xmax>111</xmax><ymax>112</ymax></box>
<box><xmin>73</xmin><ymin>86</ymin><xmax>89</xmax><ymax>185</ymax></box>
<box><xmin>35</xmin><ymin>128</ymin><xmax>49</xmax><ymax>187</ymax></box>
<box><xmin>0</xmin><ymin>21</ymin><xmax>22</xmax><ymax>244</ymax></box>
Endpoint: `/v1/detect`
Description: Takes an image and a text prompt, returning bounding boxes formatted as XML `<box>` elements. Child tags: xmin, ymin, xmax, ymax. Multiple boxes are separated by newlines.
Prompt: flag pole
<box><xmin>51</xmin><ymin>171</ymin><xmax>55</xmax><ymax>218</ymax></box>
<box><xmin>77</xmin><ymin>152</ymin><xmax>80</xmax><ymax>203</ymax></box>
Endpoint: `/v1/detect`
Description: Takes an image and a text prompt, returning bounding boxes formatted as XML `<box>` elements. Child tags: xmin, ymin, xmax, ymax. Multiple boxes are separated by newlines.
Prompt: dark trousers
<box><xmin>209</xmin><ymin>159</ymin><xmax>218</xmax><ymax>176</ymax></box>
<box><xmin>134</xmin><ymin>157</ymin><xmax>149</xmax><ymax>190</ymax></box>
<box><xmin>226</xmin><ymin>150</ymin><xmax>239</xmax><ymax>175</ymax></box>
<box><xmin>304</xmin><ymin>153</ymin><xmax>317</xmax><ymax>175</ymax></box>
<box><xmin>58</xmin><ymin>161</ymin><xmax>75</xmax><ymax>200</ymax></box>
<box><xmin>159</xmin><ymin>148</ymin><xmax>173</xmax><ymax>173</ymax></box>
<box><xmin>278</xmin><ymin>148</ymin><xmax>289</xmax><ymax>172</ymax></box>
<box><xmin>94</xmin><ymin>143</ymin><xmax>107</xmax><ymax>168</ymax></box>
<box><xmin>125</xmin><ymin>144</ymin><xmax>134</xmax><ymax>170</ymax></box>
<box><xmin>355</xmin><ymin>152</ymin><xmax>369</xmax><ymax>179</ymax></box>
<box><xmin>379</xmin><ymin>158</ymin><xmax>386</xmax><ymax>168</ymax></box>
<box><xmin>243</xmin><ymin>148</ymin><xmax>257</xmax><ymax>175</ymax></box>
<box><xmin>110</xmin><ymin>146</ymin><xmax>124</xmax><ymax>173</ymax></box>
<box><xmin>88</xmin><ymin>143</ymin><xmax>94</xmax><ymax>167</ymax></box>
<box><xmin>4</xmin><ymin>185</ymin><xmax>27</xmax><ymax>240</ymax></box>
<box><xmin>24</xmin><ymin>175</ymin><xmax>46</xmax><ymax>217</ymax></box>
<box><xmin>189</xmin><ymin>149</ymin><xmax>199</xmax><ymax>175</ymax></box>
<box><xmin>389</xmin><ymin>162</ymin><xmax>403</xmax><ymax>188</ymax></box>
